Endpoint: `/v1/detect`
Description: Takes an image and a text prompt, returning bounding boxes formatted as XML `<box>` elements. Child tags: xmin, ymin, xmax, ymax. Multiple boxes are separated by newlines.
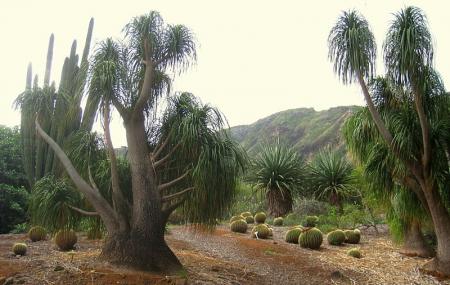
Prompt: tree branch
<box><xmin>35</xmin><ymin>118</ymin><xmax>119</xmax><ymax>233</ymax></box>
<box><xmin>133</xmin><ymin>39</ymin><xmax>154</xmax><ymax>114</ymax></box>
<box><xmin>154</xmin><ymin>143</ymin><xmax>180</xmax><ymax>168</ymax></box>
<box><xmin>413</xmin><ymin>85</ymin><xmax>431</xmax><ymax>174</ymax></box>
<box><xmin>153</xmin><ymin>135</ymin><xmax>171</xmax><ymax>160</ymax></box>
<box><xmin>68</xmin><ymin>205</ymin><xmax>99</xmax><ymax>216</ymax></box>
<box><xmin>162</xmin><ymin>187</ymin><xmax>194</xmax><ymax>202</ymax></box>
<box><xmin>162</xmin><ymin>197</ymin><xmax>187</xmax><ymax>218</ymax></box>
<box><xmin>158</xmin><ymin>170</ymin><xmax>190</xmax><ymax>192</ymax></box>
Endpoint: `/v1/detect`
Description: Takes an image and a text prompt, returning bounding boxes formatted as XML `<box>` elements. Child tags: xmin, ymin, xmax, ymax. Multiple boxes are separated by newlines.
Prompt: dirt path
<box><xmin>0</xmin><ymin>226</ymin><xmax>449</xmax><ymax>284</ymax></box>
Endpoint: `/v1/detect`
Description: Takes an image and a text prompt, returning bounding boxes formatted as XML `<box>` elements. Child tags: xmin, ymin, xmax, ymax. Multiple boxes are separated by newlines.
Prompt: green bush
<box><xmin>285</xmin><ymin>228</ymin><xmax>302</xmax><ymax>244</ymax></box>
<box><xmin>0</xmin><ymin>184</ymin><xmax>29</xmax><ymax>234</ymax></box>
<box><xmin>28</xmin><ymin>226</ymin><xmax>47</xmax><ymax>242</ymax></box>
<box><xmin>12</xmin><ymin>243</ymin><xmax>27</xmax><ymax>256</ymax></box>
<box><xmin>230</xmin><ymin>220</ymin><xmax>248</xmax><ymax>233</ymax></box>
<box><xmin>344</xmin><ymin>229</ymin><xmax>361</xmax><ymax>244</ymax></box>
<box><xmin>304</xmin><ymin>216</ymin><xmax>319</xmax><ymax>227</ymax></box>
<box><xmin>230</xmin><ymin>183</ymin><xmax>265</xmax><ymax>215</ymax></box>
<box><xmin>273</xmin><ymin>217</ymin><xmax>284</xmax><ymax>226</ymax></box>
<box><xmin>327</xmin><ymin>230</ymin><xmax>346</xmax><ymax>246</ymax></box>
<box><xmin>10</xmin><ymin>223</ymin><xmax>29</xmax><ymax>234</ymax></box>
<box><xmin>54</xmin><ymin>229</ymin><xmax>77</xmax><ymax>251</ymax></box>
<box><xmin>245</xmin><ymin>215</ymin><xmax>255</xmax><ymax>224</ymax></box>
<box><xmin>254</xmin><ymin>212</ymin><xmax>267</xmax><ymax>224</ymax></box>
<box><xmin>251</xmin><ymin>224</ymin><xmax>270</xmax><ymax>239</ymax></box>
<box><xmin>347</xmin><ymin>247</ymin><xmax>362</xmax><ymax>258</ymax></box>
<box><xmin>299</xmin><ymin>227</ymin><xmax>323</xmax><ymax>250</ymax></box>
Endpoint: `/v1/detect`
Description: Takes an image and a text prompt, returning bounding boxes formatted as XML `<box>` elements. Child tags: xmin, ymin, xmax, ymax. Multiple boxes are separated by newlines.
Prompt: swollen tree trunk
<box><xmin>99</xmin><ymin>113</ymin><xmax>183</xmax><ymax>273</ymax></box>
<box><xmin>400</xmin><ymin>220</ymin><xmax>434</xmax><ymax>258</ymax></box>
<box><xmin>266</xmin><ymin>188</ymin><xmax>292</xmax><ymax>217</ymax></box>
<box><xmin>421</xmin><ymin>186</ymin><xmax>450</xmax><ymax>275</ymax></box>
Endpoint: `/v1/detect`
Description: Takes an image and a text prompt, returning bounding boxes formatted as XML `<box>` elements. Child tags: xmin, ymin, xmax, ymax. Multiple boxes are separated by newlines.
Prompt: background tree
<box><xmin>247</xmin><ymin>142</ymin><xmax>305</xmax><ymax>217</ymax></box>
<box><xmin>35</xmin><ymin>12</ymin><xmax>246</xmax><ymax>273</ymax></box>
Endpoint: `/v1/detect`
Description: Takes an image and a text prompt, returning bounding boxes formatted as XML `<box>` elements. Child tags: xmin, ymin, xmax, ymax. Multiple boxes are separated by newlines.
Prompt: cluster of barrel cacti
<box><xmin>28</xmin><ymin>226</ymin><xmax>47</xmax><ymax>242</ymax></box>
<box><xmin>344</xmin><ymin>229</ymin><xmax>361</xmax><ymax>244</ymax></box>
<box><xmin>254</xmin><ymin>212</ymin><xmax>266</xmax><ymax>223</ymax></box>
<box><xmin>299</xmin><ymin>227</ymin><xmax>323</xmax><ymax>249</ymax></box>
<box><xmin>12</xmin><ymin>243</ymin><xmax>27</xmax><ymax>256</ymax></box>
<box><xmin>230</xmin><ymin>219</ymin><xmax>248</xmax><ymax>233</ymax></box>
<box><xmin>251</xmin><ymin>224</ymin><xmax>271</xmax><ymax>239</ymax></box>
<box><xmin>54</xmin><ymin>229</ymin><xmax>78</xmax><ymax>251</ymax></box>
<box><xmin>305</xmin><ymin>216</ymin><xmax>319</xmax><ymax>227</ymax></box>
<box><xmin>327</xmin><ymin>230</ymin><xmax>346</xmax><ymax>246</ymax></box>
<box><xmin>285</xmin><ymin>227</ymin><xmax>302</xmax><ymax>244</ymax></box>
<box><xmin>273</xmin><ymin>217</ymin><xmax>283</xmax><ymax>226</ymax></box>
<box><xmin>240</xmin><ymin>212</ymin><xmax>255</xmax><ymax>224</ymax></box>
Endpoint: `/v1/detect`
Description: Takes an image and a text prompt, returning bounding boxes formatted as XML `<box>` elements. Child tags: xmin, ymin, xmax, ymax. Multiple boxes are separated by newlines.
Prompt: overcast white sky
<box><xmin>1</xmin><ymin>0</ymin><xmax>449</xmax><ymax>146</ymax></box>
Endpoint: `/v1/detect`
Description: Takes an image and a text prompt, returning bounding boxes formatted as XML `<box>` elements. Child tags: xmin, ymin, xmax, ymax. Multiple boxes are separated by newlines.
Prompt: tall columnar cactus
<box><xmin>299</xmin><ymin>227</ymin><xmax>323</xmax><ymax>249</ymax></box>
<box><xmin>251</xmin><ymin>224</ymin><xmax>270</xmax><ymax>239</ymax></box>
<box><xmin>344</xmin><ymin>229</ymin><xmax>361</xmax><ymax>244</ymax></box>
<box><xmin>273</xmin><ymin>217</ymin><xmax>284</xmax><ymax>226</ymax></box>
<box><xmin>254</xmin><ymin>212</ymin><xmax>266</xmax><ymax>224</ymax></box>
<box><xmin>230</xmin><ymin>219</ymin><xmax>248</xmax><ymax>233</ymax></box>
<box><xmin>285</xmin><ymin>228</ymin><xmax>302</xmax><ymax>244</ymax></box>
<box><xmin>28</xmin><ymin>226</ymin><xmax>47</xmax><ymax>242</ymax></box>
<box><xmin>54</xmin><ymin>229</ymin><xmax>78</xmax><ymax>251</ymax></box>
<box><xmin>327</xmin><ymin>230</ymin><xmax>346</xmax><ymax>246</ymax></box>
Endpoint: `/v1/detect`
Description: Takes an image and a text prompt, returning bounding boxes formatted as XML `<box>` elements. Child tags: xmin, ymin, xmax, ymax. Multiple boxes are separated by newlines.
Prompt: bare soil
<box><xmin>0</xmin><ymin>225</ymin><xmax>449</xmax><ymax>284</ymax></box>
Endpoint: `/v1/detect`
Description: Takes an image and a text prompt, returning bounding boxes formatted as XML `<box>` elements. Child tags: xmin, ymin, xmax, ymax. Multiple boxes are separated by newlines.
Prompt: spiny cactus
<box><xmin>268</xmin><ymin>227</ymin><xmax>273</xmax><ymax>237</ymax></box>
<box><xmin>245</xmin><ymin>215</ymin><xmax>255</xmax><ymax>224</ymax></box>
<box><xmin>251</xmin><ymin>224</ymin><xmax>270</xmax><ymax>239</ymax></box>
<box><xmin>327</xmin><ymin>230</ymin><xmax>346</xmax><ymax>246</ymax></box>
<box><xmin>344</xmin><ymin>229</ymin><xmax>361</xmax><ymax>244</ymax></box>
<box><xmin>241</xmin><ymin>211</ymin><xmax>252</xmax><ymax>217</ymax></box>
<box><xmin>299</xmin><ymin>227</ymin><xmax>323</xmax><ymax>250</ymax></box>
<box><xmin>273</xmin><ymin>217</ymin><xmax>284</xmax><ymax>226</ymax></box>
<box><xmin>347</xmin><ymin>247</ymin><xmax>362</xmax><ymax>258</ymax></box>
<box><xmin>12</xmin><ymin>243</ymin><xmax>27</xmax><ymax>256</ymax></box>
<box><xmin>28</xmin><ymin>226</ymin><xmax>47</xmax><ymax>242</ymax></box>
<box><xmin>230</xmin><ymin>215</ymin><xmax>244</xmax><ymax>223</ymax></box>
<box><xmin>254</xmin><ymin>212</ymin><xmax>266</xmax><ymax>224</ymax></box>
<box><xmin>289</xmin><ymin>225</ymin><xmax>304</xmax><ymax>230</ymax></box>
<box><xmin>285</xmin><ymin>228</ymin><xmax>302</xmax><ymax>244</ymax></box>
<box><xmin>55</xmin><ymin>229</ymin><xmax>77</xmax><ymax>251</ymax></box>
<box><xmin>230</xmin><ymin>219</ymin><xmax>248</xmax><ymax>233</ymax></box>
<box><xmin>305</xmin><ymin>216</ymin><xmax>319</xmax><ymax>227</ymax></box>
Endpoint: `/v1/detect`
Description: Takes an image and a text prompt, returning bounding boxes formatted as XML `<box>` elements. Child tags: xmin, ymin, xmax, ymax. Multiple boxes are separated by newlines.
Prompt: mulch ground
<box><xmin>0</xmin><ymin>225</ymin><xmax>449</xmax><ymax>284</ymax></box>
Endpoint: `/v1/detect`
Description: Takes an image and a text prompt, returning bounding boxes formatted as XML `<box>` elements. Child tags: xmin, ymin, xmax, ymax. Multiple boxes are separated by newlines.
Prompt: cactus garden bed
<box><xmin>0</xmin><ymin>225</ymin><xmax>449</xmax><ymax>284</ymax></box>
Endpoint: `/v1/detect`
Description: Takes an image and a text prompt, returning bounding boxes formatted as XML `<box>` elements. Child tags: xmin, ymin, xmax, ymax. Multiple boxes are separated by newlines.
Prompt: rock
<box><xmin>3</xmin><ymin>277</ymin><xmax>14</xmax><ymax>285</ymax></box>
<box><xmin>53</xmin><ymin>265</ymin><xmax>64</xmax><ymax>272</ymax></box>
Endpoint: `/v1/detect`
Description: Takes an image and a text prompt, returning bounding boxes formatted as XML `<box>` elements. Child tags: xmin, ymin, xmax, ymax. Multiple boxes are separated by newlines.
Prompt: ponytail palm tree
<box><xmin>35</xmin><ymin>11</ymin><xmax>245</xmax><ymax>273</ymax></box>
<box><xmin>248</xmin><ymin>143</ymin><xmax>305</xmax><ymax>217</ymax></box>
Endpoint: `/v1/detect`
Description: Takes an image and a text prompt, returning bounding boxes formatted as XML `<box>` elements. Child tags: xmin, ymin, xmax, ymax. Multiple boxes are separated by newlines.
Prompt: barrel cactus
<box><xmin>344</xmin><ymin>229</ymin><xmax>361</xmax><ymax>244</ymax></box>
<box><xmin>241</xmin><ymin>211</ymin><xmax>252</xmax><ymax>217</ymax></box>
<box><xmin>251</xmin><ymin>224</ymin><xmax>270</xmax><ymax>239</ymax></box>
<box><xmin>55</xmin><ymin>229</ymin><xmax>78</xmax><ymax>251</ymax></box>
<box><xmin>347</xmin><ymin>247</ymin><xmax>362</xmax><ymax>258</ymax></box>
<box><xmin>245</xmin><ymin>215</ymin><xmax>255</xmax><ymax>224</ymax></box>
<box><xmin>230</xmin><ymin>215</ymin><xmax>244</xmax><ymax>223</ymax></box>
<box><xmin>230</xmin><ymin>219</ymin><xmax>248</xmax><ymax>233</ymax></box>
<box><xmin>327</xmin><ymin>230</ymin><xmax>346</xmax><ymax>246</ymax></box>
<box><xmin>299</xmin><ymin>227</ymin><xmax>323</xmax><ymax>250</ymax></box>
<box><xmin>273</xmin><ymin>217</ymin><xmax>284</xmax><ymax>226</ymax></box>
<box><xmin>12</xmin><ymin>243</ymin><xmax>27</xmax><ymax>256</ymax></box>
<box><xmin>304</xmin><ymin>216</ymin><xmax>319</xmax><ymax>227</ymax></box>
<box><xmin>285</xmin><ymin>228</ymin><xmax>302</xmax><ymax>244</ymax></box>
<box><xmin>28</xmin><ymin>226</ymin><xmax>47</xmax><ymax>242</ymax></box>
<box><xmin>289</xmin><ymin>225</ymin><xmax>303</xmax><ymax>230</ymax></box>
<box><xmin>254</xmin><ymin>212</ymin><xmax>266</xmax><ymax>224</ymax></box>
<box><xmin>268</xmin><ymin>227</ymin><xmax>273</xmax><ymax>237</ymax></box>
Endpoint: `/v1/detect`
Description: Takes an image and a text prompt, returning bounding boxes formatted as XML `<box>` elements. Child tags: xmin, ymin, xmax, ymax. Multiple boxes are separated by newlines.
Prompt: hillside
<box><xmin>229</xmin><ymin>106</ymin><xmax>361</xmax><ymax>158</ymax></box>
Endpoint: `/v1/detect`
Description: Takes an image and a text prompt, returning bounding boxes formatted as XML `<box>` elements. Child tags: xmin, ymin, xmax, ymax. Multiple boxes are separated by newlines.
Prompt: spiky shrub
<box><xmin>254</xmin><ymin>212</ymin><xmax>267</xmax><ymax>224</ymax></box>
<box><xmin>28</xmin><ymin>226</ymin><xmax>47</xmax><ymax>242</ymax></box>
<box><xmin>273</xmin><ymin>217</ymin><xmax>284</xmax><ymax>226</ymax></box>
<box><xmin>299</xmin><ymin>227</ymin><xmax>323</xmax><ymax>250</ymax></box>
<box><xmin>305</xmin><ymin>216</ymin><xmax>319</xmax><ymax>227</ymax></box>
<box><xmin>344</xmin><ymin>229</ymin><xmax>361</xmax><ymax>244</ymax></box>
<box><xmin>245</xmin><ymin>215</ymin><xmax>255</xmax><ymax>224</ymax></box>
<box><xmin>12</xmin><ymin>243</ymin><xmax>27</xmax><ymax>256</ymax></box>
<box><xmin>54</xmin><ymin>229</ymin><xmax>77</xmax><ymax>251</ymax></box>
<box><xmin>230</xmin><ymin>219</ymin><xmax>248</xmax><ymax>233</ymax></box>
<box><xmin>327</xmin><ymin>230</ymin><xmax>346</xmax><ymax>246</ymax></box>
<box><xmin>230</xmin><ymin>215</ymin><xmax>244</xmax><ymax>223</ymax></box>
<box><xmin>347</xmin><ymin>248</ymin><xmax>362</xmax><ymax>258</ymax></box>
<box><xmin>241</xmin><ymin>211</ymin><xmax>252</xmax><ymax>217</ymax></box>
<box><xmin>285</xmin><ymin>228</ymin><xmax>302</xmax><ymax>244</ymax></box>
<box><xmin>251</xmin><ymin>224</ymin><xmax>270</xmax><ymax>239</ymax></box>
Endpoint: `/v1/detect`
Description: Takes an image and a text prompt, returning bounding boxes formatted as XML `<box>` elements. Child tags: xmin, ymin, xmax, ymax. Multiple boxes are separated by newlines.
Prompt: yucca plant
<box><xmin>309</xmin><ymin>148</ymin><xmax>355</xmax><ymax>212</ymax></box>
<box><xmin>247</xmin><ymin>142</ymin><xmax>305</xmax><ymax>217</ymax></box>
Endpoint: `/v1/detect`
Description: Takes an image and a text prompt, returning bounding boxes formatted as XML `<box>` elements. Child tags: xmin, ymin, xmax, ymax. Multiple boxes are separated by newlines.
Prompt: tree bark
<box><xmin>266</xmin><ymin>188</ymin><xmax>292</xmax><ymax>217</ymax></box>
<box><xmin>400</xmin><ymin>220</ymin><xmax>434</xmax><ymax>258</ymax></box>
